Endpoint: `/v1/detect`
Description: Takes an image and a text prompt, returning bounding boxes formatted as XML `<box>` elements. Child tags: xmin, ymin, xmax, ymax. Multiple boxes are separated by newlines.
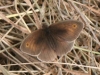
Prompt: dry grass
<box><xmin>0</xmin><ymin>0</ymin><xmax>100</xmax><ymax>75</ymax></box>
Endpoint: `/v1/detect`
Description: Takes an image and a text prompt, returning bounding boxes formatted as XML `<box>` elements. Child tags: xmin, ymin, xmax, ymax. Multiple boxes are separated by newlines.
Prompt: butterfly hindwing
<box><xmin>54</xmin><ymin>41</ymin><xmax>74</xmax><ymax>56</ymax></box>
<box><xmin>37</xmin><ymin>45</ymin><xmax>57</xmax><ymax>62</ymax></box>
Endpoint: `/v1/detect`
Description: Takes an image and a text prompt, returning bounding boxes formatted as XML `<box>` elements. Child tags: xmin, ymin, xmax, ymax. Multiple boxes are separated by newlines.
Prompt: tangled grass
<box><xmin>0</xmin><ymin>0</ymin><xmax>100</xmax><ymax>75</ymax></box>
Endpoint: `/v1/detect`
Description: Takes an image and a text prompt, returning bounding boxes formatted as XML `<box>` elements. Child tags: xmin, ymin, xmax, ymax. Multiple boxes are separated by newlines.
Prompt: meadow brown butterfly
<box><xmin>20</xmin><ymin>20</ymin><xmax>83</xmax><ymax>62</ymax></box>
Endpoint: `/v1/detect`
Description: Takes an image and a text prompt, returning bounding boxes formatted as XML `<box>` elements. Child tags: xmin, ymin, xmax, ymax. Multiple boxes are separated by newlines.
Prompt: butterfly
<box><xmin>20</xmin><ymin>20</ymin><xmax>83</xmax><ymax>62</ymax></box>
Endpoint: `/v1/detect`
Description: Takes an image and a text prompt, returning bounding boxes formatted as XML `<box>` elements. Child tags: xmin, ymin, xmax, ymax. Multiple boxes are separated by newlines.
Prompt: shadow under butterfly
<box><xmin>20</xmin><ymin>20</ymin><xmax>84</xmax><ymax>62</ymax></box>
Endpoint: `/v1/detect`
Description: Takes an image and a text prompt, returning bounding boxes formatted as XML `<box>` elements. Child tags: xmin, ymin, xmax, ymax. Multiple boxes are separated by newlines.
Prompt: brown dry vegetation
<box><xmin>0</xmin><ymin>0</ymin><xmax>100</xmax><ymax>75</ymax></box>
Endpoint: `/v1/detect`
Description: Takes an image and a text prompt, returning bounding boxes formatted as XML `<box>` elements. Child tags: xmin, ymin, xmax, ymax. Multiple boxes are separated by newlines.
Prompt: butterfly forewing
<box><xmin>20</xmin><ymin>30</ymin><xmax>45</xmax><ymax>55</ymax></box>
<box><xmin>49</xmin><ymin>20</ymin><xmax>83</xmax><ymax>42</ymax></box>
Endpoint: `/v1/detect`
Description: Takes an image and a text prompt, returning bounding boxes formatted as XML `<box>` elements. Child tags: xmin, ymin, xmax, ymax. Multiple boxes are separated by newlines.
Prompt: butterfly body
<box><xmin>20</xmin><ymin>20</ymin><xmax>83</xmax><ymax>62</ymax></box>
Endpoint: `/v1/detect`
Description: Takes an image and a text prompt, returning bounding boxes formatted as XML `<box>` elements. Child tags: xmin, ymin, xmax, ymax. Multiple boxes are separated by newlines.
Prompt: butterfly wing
<box><xmin>49</xmin><ymin>20</ymin><xmax>83</xmax><ymax>42</ymax></box>
<box><xmin>54</xmin><ymin>41</ymin><xmax>74</xmax><ymax>56</ymax></box>
<box><xmin>20</xmin><ymin>29</ymin><xmax>45</xmax><ymax>55</ymax></box>
<box><xmin>37</xmin><ymin>36</ymin><xmax>74</xmax><ymax>60</ymax></box>
<box><xmin>20</xmin><ymin>29</ymin><xmax>57</xmax><ymax>61</ymax></box>
<box><xmin>37</xmin><ymin>45</ymin><xmax>57</xmax><ymax>62</ymax></box>
<box><xmin>37</xmin><ymin>33</ymin><xmax>74</xmax><ymax>61</ymax></box>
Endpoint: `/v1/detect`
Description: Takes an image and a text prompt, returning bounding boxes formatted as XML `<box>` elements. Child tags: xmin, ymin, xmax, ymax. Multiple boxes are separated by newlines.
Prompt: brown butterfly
<box><xmin>20</xmin><ymin>20</ymin><xmax>83</xmax><ymax>62</ymax></box>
